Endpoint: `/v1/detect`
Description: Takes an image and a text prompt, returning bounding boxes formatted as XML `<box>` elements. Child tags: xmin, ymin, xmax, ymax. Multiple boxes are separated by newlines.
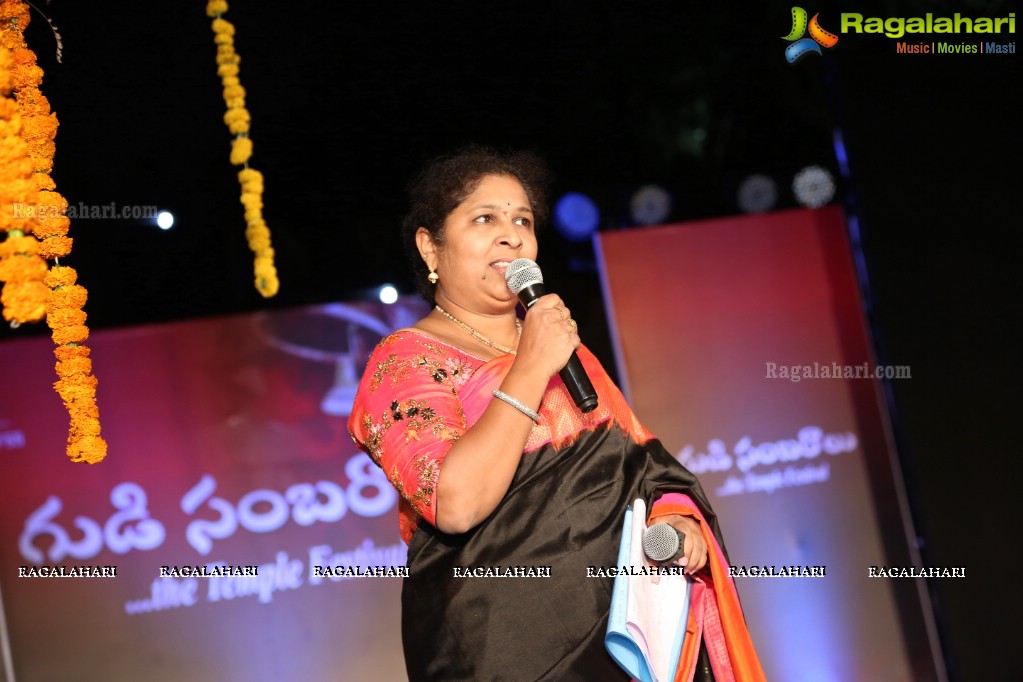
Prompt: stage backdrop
<box><xmin>596</xmin><ymin>206</ymin><xmax>944</xmax><ymax>682</ymax></box>
<box><xmin>0</xmin><ymin>299</ymin><xmax>428</xmax><ymax>682</ymax></box>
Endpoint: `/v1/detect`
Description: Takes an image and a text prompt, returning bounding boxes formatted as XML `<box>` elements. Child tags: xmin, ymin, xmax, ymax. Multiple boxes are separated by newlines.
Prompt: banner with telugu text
<box><xmin>0</xmin><ymin>299</ymin><xmax>428</xmax><ymax>681</ymax></box>
<box><xmin>595</xmin><ymin>206</ymin><xmax>941</xmax><ymax>681</ymax></box>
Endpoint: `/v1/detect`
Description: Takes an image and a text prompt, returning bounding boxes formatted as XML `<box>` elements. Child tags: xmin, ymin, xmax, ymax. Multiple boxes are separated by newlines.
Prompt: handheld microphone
<box><xmin>505</xmin><ymin>258</ymin><xmax>598</xmax><ymax>413</ymax></box>
<box><xmin>642</xmin><ymin>523</ymin><xmax>686</xmax><ymax>566</ymax></box>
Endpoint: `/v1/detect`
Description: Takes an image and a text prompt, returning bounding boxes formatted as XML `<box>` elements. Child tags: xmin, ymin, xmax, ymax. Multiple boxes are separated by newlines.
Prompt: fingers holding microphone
<box><xmin>550</xmin><ymin>302</ymin><xmax>580</xmax><ymax>335</ymax></box>
<box><xmin>646</xmin><ymin>514</ymin><xmax>708</xmax><ymax>575</ymax></box>
<box><xmin>543</xmin><ymin>298</ymin><xmax>580</xmax><ymax>337</ymax></box>
<box><xmin>517</xmin><ymin>294</ymin><xmax>580</xmax><ymax>379</ymax></box>
<box><xmin>505</xmin><ymin>258</ymin><xmax>598</xmax><ymax>412</ymax></box>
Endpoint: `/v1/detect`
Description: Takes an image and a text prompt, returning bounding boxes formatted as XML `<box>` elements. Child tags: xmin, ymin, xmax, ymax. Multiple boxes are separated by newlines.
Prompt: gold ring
<box><xmin>555</xmin><ymin>306</ymin><xmax>565</xmax><ymax>320</ymax></box>
<box><xmin>569</xmin><ymin>319</ymin><xmax>578</xmax><ymax>331</ymax></box>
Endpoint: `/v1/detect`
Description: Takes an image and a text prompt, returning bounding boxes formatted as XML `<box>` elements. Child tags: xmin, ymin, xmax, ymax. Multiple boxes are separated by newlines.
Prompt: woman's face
<box><xmin>423</xmin><ymin>174</ymin><xmax>538</xmax><ymax>312</ymax></box>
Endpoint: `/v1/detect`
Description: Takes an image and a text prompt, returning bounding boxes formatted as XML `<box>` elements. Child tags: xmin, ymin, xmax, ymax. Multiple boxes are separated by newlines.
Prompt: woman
<box><xmin>348</xmin><ymin>147</ymin><xmax>764</xmax><ymax>681</ymax></box>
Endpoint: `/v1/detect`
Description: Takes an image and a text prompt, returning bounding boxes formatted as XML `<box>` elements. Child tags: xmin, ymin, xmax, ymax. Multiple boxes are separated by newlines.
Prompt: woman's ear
<box><xmin>415</xmin><ymin>227</ymin><xmax>438</xmax><ymax>272</ymax></box>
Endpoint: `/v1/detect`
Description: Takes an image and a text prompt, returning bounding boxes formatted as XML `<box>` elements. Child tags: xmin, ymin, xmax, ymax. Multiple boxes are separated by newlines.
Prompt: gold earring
<box><xmin>428</xmin><ymin>269</ymin><xmax>439</xmax><ymax>284</ymax></box>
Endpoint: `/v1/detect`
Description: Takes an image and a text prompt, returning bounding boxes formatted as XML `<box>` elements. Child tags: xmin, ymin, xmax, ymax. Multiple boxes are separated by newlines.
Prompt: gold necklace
<box><xmin>434</xmin><ymin>305</ymin><xmax>521</xmax><ymax>355</ymax></box>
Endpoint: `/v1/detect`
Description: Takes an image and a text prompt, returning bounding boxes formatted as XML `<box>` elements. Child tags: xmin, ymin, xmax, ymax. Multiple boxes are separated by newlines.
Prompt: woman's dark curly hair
<box><xmin>401</xmin><ymin>145</ymin><xmax>551</xmax><ymax>305</ymax></box>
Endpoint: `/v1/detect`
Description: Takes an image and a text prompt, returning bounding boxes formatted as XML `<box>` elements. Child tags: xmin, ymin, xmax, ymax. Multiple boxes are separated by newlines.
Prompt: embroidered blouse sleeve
<box><xmin>347</xmin><ymin>333</ymin><xmax>474</xmax><ymax>529</ymax></box>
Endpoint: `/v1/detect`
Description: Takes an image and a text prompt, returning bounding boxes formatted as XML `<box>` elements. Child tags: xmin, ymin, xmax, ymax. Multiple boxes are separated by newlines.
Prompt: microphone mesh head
<box><xmin>505</xmin><ymin>258</ymin><xmax>543</xmax><ymax>295</ymax></box>
<box><xmin>642</xmin><ymin>523</ymin><xmax>682</xmax><ymax>563</ymax></box>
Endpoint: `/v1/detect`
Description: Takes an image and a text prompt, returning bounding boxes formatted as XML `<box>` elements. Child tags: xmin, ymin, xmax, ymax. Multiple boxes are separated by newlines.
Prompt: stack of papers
<box><xmin>605</xmin><ymin>498</ymin><xmax>692</xmax><ymax>682</ymax></box>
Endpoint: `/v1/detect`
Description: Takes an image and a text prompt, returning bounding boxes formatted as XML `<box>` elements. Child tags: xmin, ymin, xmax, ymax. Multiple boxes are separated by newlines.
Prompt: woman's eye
<box><xmin>514</xmin><ymin>217</ymin><xmax>532</xmax><ymax>228</ymax></box>
<box><xmin>473</xmin><ymin>214</ymin><xmax>493</xmax><ymax>224</ymax></box>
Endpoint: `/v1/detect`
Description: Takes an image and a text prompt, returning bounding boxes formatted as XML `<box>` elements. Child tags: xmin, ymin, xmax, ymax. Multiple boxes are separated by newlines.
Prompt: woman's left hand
<box><xmin>651</xmin><ymin>514</ymin><xmax>709</xmax><ymax>574</ymax></box>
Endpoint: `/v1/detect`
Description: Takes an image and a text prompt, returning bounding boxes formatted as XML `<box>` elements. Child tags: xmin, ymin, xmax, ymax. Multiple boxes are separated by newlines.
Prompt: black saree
<box><xmin>400</xmin><ymin>424</ymin><xmax>724</xmax><ymax>682</ymax></box>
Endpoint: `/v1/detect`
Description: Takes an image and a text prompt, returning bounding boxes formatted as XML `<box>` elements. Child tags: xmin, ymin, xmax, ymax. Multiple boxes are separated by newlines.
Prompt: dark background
<box><xmin>5</xmin><ymin>1</ymin><xmax>1018</xmax><ymax>679</ymax></box>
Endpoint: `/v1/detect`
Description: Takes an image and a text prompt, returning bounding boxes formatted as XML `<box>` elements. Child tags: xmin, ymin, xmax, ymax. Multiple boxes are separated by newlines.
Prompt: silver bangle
<box><xmin>491</xmin><ymin>389</ymin><xmax>540</xmax><ymax>423</ymax></box>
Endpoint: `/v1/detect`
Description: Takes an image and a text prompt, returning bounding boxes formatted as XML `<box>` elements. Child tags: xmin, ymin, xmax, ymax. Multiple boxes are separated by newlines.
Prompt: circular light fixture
<box><xmin>737</xmin><ymin>174</ymin><xmax>778</xmax><ymax>214</ymax></box>
<box><xmin>554</xmin><ymin>192</ymin><xmax>600</xmax><ymax>242</ymax></box>
<box><xmin>629</xmin><ymin>185</ymin><xmax>672</xmax><ymax>226</ymax></box>
<box><xmin>379</xmin><ymin>285</ymin><xmax>398</xmax><ymax>305</ymax></box>
<box><xmin>792</xmin><ymin>166</ymin><xmax>836</xmax><ymax>208</ymax></box>
<box><xmin>156</xmin><ymin>210</ymin><xmax>175</xmax><ymax>230</ymax></box>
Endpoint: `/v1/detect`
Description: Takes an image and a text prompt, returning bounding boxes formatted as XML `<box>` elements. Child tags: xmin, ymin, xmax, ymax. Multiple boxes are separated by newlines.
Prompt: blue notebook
<box><xmin>605</xmin><ymin>501</ymin><xmax>691</xmax><ymax>682</ymax></box>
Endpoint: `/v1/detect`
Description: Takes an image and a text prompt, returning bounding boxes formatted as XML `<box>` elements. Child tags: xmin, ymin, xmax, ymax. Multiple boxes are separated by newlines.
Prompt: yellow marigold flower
<box><xmin>206</xmin><ymin>0</ymin><xmax>229</xmax><ymax>18</ymax></box>
<box><xmin>0</xmin><ymin>152</ymin><xmax>31</xmax><ymax>177</ymax></box>
<box><xmin>20</xmin><ymin>112</ymin><xmax>57</xmax><ymax>143</ymax></box>
<box><xmin>0</xmin><ymin>50</ymin><xmax>12</xmax><ymax>92</ymax></box>
<box><xmin>247</xmin><ymin>231</ymin><xmax>271</xmax><ymax>250</ymax></box>
<box><xmin>37</xmin><ymin>235</ymin><xmax>73</xmax><ymax>259</ymax></box>
<box><xmin>54</xmin><ymin>344</ymin><xmax>90</xmax><ymax>362</ymax></box>
<box><xmin>0</xmin><ymin>94</ymin><xmax>17</xmax><ymax>117</ymax></box>
<box><xmin>26</xmin><ymin>143</ymin><xmax>55</xmax><ymax>172</ymax></box>
<box><xmin>51</xmin><ymin>323</ymin><xmax>89</xmax><ymax>345</ymax></box>
<box><xmin>44</xmin><ymin>264</ymin><xmax>77</xmax><ymax>287</ymax></box>
<box><xmin>74</xmin><ymin>417</ymin><xmax>103</xmax><ymax>438</ymax></box>
<box><xmin>54</xmin><ymin>373</ymin><xmax>98</xmax><ymax>399</ymax></box>
<box><xmin>31</xmin><ymin>172</ymin><xmax>56</xmax><ymax>191</ymax></box>
<box><xmin>1</xmin><ymin>279</ymin><xmax>48</xmax><ymax>323</ymax></box>
<box><xmin>46</xmin><ymin>283</ymin><xmax>88</xmax><ymax>310</ymax></box>
<box><xmin>229</xmin><ymin>136</ymin><xmax>252</xmax><ymax>165</ymax></box>
<box><xmin>245</xmin><ymin>220</ymin><xmax>267</xmax><ymax>236</ymax></box>
<box><xmin>33</xmin><ymin>214</ymin><xmax>70</xmax><ymax>238</ymax></box>
<box><xmin>47</xmin><ymin>305</ymin><xmax>87</xmax><ymax>329</ymax></box>
<box><xmin>255</xmin><ymin>272</ymin><xmax>279</xmax><ymax>297</ymax></box>
<box><xmin>237</xmin><ymin>167</ymin><xmax>262</xmax><ymax>182</ymax></box>
<box><xmin>223</xmin><ymin>106</ymin><xmax>250</xmax><ymax>124</ymax></box>
<box><xmin>67</xmin><ymin>399</ymin><xmax>100</xmax><ymax>421</ymax></box>
<box><xmin>211</xmin><ymin>18</ymin><xmax>235</xmax><ymax>35</ymax></box>
<box><xmin>67</xmin><ymin>435</ymin><xmax>107</xmax><ymax>464</ymax></box>
<box><xmin>36</xmin><ymin>188</ymin><xmax>66</xmax><ymax>207</ymax></box>
<box><xmin>11</xmin><ymin>48</ymin><xmax>43</xmax><ymax>90</ymax></box>
<box><xmin>0</xmin><ymin>233</ymin><xmax>40</xmax><ymax>256</ymax></box>
<box><xmin>0</xmin><ymin>251</ymin><xmax>47</xmax><ymax>281</ymax></box>
<box><xmin>56</xmin><ymin>356</ymin><xmax>93</xmax><ymax>377</ymax></box>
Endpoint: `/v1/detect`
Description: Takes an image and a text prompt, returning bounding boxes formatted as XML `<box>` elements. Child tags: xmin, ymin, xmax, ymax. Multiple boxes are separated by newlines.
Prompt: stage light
<box><xmin>156</xmin><ymin>211</ymin><xmax>174</xmax><ymax>230</ymax></box>
<box><xmin>379</xmin><ymin>285</ymin><xmax>398</xmax><ymax>305</ymax></box>
<box><xmin>792</xmin><ymin>166</ymin><xmax>836</xmax><ymax>208</ymax></box>
<box><xmin>629</xmin><ymin>184</ymin><xmax>672</xmax><ymax>226</ymax></box>
<box><xmin>554</xmin><ymin>192</ymin><xmax>600</xmax><ymax>242</ymax></box>
<box><xmin>737</xmin><ymin>174</ymin><xmax>778</xmax><ymax>214</ymax></box>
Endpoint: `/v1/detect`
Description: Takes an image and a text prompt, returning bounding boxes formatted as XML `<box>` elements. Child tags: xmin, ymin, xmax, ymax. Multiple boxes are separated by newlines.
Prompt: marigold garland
<box><xmin>206</xmin><ymin>0</ymin><xmax>279</xmax><ymax>298</ymax></box>
<box><xmin>1</xmin><ymin>0</ymin><xmax>106</xmax><ymax>463</ymax></box>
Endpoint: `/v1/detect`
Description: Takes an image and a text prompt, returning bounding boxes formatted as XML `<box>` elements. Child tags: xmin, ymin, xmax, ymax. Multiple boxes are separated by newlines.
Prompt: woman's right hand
<box><xmin>513</xmin><ymin>294</ymin><xmax>581</xmax><ymax>380</ymax></box>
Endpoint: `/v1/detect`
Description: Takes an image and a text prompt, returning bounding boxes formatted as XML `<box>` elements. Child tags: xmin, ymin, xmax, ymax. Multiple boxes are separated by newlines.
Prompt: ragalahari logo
<box><xmin>783</xmin><ymin>7</ymin><xmax>839</xmax><ymax>63</ymax></box>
